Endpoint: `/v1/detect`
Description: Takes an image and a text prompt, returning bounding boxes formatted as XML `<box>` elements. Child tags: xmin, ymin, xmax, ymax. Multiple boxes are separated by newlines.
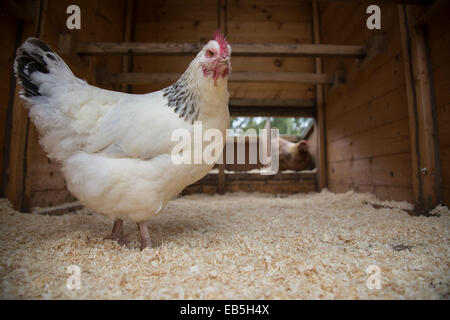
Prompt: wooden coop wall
<box><xmin>427</xmin><ymin>10</ymin><xmax>450</xmax><ymax>206</ymax></box>
<box><xmin>2</xmin><ymin>1</ymin><xmax>447</xmax><ymax>210</ymax></box>
<box><xmin>321</xmin><ymin>3</ymin><xmax>414</xmax><ymax>202</ymax></box>
<box><xmin>131</xmin><ymin>0</ymin><xmax>315</xmax><ymax>100</ymax></box>
<box><xmin>319</xmin><ymin>2</ymin><xmax>447</xmax><ymax>205</ymax></box>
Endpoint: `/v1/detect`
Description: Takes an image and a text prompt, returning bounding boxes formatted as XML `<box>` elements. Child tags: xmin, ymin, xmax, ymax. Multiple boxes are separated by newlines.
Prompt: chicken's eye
<box><xmin>206</xmin><ymin>49</ymin><xmax>215</xmax><ymax>57</ymax></box>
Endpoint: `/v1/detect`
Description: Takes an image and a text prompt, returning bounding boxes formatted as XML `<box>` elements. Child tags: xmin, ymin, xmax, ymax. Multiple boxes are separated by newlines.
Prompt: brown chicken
<box><xmin>278</xmin><ymin>137</ymin><xmax>315</xmax><ymax>172</ymax></box>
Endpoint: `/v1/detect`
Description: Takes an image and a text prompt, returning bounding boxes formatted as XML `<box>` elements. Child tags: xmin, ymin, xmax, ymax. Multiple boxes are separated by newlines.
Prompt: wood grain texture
<box><xmin>321</xmin><ymin>3</ymin><xmax>414</xmax><ymax>202</ymax></box>
<box><xmin>427</xmin><ymin>9</ymin><xmax>450</xmax><ymax>205</ymax></box>
<box><xmin>75</xmin><ymin>42</ymin><xmax>365</xmax><ymax>58</ymax></box>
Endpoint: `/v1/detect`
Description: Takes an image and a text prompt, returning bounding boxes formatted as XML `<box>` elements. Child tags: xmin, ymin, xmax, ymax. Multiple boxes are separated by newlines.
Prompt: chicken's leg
<box><xmin>137</xmin><ymin>222</ymin><xmax>152</xmax><ymax>250</ymax></box>
<box><xmin>104</xmin><ymin>219</ymin><xmax>129</xmax><ymax>246</ymax></box>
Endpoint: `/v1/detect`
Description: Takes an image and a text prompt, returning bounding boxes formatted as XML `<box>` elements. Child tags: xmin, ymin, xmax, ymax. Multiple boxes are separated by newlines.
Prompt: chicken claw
<box><xmin>104</xmin><ymin>219</ymin><xmax>129</xmax><ymax>246</ymax></box>
<box><xmin>137</xmin><ymin>222</ymin><xmax>152</xmax><ymax>250</ymax></box>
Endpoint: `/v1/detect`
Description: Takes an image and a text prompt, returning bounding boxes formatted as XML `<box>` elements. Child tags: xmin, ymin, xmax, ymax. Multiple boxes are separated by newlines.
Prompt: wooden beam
<box><xmin>119</xmin><ymin>0</ymin><xmax>135</xmax><ymax>93</ymax></box>
<box><xmin>357</xmin><ymin>34</ymin><xmax>388</xmax><ymax>69</ymax></box>
<box><xmin>312</xmin><ymin>0</ymin><xmax>327</xmax><ymax>191</ymax></box>
<box><xmin>231</xmin><ymin>72</ymin><xmax>336</xmax><ymax>84</ymax></box>
<box><xmin>229</xmin><ymin>106</ymin><xmax>316</xmax><ymax>117</ymax></box>
<box><xmin>398</xmin><ymin>5</ymin><xmax>441</xmax><ymax>214</ymax></box>
<box><xmin>98</xmin><ymin>71</ymin><xmax>339</xmax><ymax>85</ymax></box>
<box><xmin>72</xmin><ymin>41</ymin><xmax>366</xmax><ymax>58</ymax></box>
<box><xmin>231</xmin><ymin>44</ymin><xmax>365</xmax><ymax>58</ymax></box>
<box><xmin>229</xmin><ymin>98</ymin><xmax>316</xmax><ymax>117</ymax></box>
<box><xmin>217</xmin><ymin>0</ymin><xmax>227</xmax><ymax>35</ymax></box>
<box><xmin>32</xmin><ymin>202</ymin><xmax>83</xmax><ymax>215</ymax></box>
<box><xmin>229</xmin><ymin>98</ymin><xmax>315</xmax><ymax>108</ymax></box>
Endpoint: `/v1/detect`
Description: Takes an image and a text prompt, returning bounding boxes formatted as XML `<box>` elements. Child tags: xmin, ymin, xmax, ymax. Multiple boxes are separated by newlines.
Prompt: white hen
<box><xmin>14</xmin><ymin>33</ymin><xmax>231</xmax><ymax>249</ymax></box>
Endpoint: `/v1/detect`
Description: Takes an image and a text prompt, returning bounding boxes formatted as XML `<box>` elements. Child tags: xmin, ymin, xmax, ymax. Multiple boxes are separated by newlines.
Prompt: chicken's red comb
<box><xmin>213</xmin><ymin>30</ymin><xmax>229</xmax><ymax>56</ymax></box>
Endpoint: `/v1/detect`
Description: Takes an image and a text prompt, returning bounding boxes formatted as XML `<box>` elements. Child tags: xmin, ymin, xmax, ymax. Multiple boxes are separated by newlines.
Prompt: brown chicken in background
<box><xmin>263</xmin><ymin>119</ymin><xmax>315</xmax><ymax>172</ymax></box>
<box><xmin>278</xmin><ymin>137</ymin><xmax>315</xmax><ymax>171</ymax></box>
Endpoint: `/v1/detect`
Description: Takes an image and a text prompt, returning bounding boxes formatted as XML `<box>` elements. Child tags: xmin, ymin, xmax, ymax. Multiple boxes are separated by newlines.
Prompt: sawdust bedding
<box><xmin>0</xmin><ymin>190</ymin><xmax>448</xmax><ymax>299</ymax></box>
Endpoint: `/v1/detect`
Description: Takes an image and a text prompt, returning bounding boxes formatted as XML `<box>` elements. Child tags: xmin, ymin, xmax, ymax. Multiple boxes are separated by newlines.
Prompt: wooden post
<box><xmin>22</xmin><ymin>0</ymin><xmax>46</xmax><ymax>212</ymax></box>
<box><xmin>119</xmin><ymin>0</ymin><xmax>135</xmax><ymax>93</ymax></box>
<box><xmin>218</xmin><ymin>0</ymin><xmax>227</xmax><ymax>35</ymax></box>
<box><xmin>4</xmin><ymin>0</ymin><xmax>44</xmax><ymax>211</ymax></box>
<box><xmin>312</xmin><ymin>0</ymin><xmax>327</xmax><ymax>190</ymax></box>
<box><xmin>217</xmin><ymin>0</ymin><xmax>226</xmax><ymax>195</ymax></box>
<box><xmin>218</xmin><ymin>163</ymin><xmax>225</xmax><ymax>194</ymax></box>
<box><xmin>398</xmin><ymin>5</ymin><xmax>441</xmax><ymax>214</ymax></box>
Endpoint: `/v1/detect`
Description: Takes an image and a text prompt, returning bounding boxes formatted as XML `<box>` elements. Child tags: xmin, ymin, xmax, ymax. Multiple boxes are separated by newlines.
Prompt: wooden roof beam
<box><xmin>229</xmin><ymin>98</ymin><xmax>315</xmax><ymax>108</ymax></box>
<box><xmin>228</xmin><ymin>98</ymin><xmax>316</xmax><ymax>117</ymax></box>
<box><xmin>96</xmin><ymin>70</ymin><xmax>343</xmax><ymax>85</ymax></box>
<box><xmin>60</xmin><ymin>35</ymin><xmax>365</xmax><ymax>59</ymax></box>
<box><xmin>229</xmin><ymin>106</ymin><xmax>316</xmax><ymax>117</ymax></box>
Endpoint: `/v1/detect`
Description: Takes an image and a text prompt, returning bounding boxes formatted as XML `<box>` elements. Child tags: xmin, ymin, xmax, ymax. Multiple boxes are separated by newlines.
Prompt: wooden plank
<box><xmin>328</xmin><ymin>181</ymin><xmax>414</xmax><ymax>202</ymax></box>
<box><xmin>326</xmin><ymin>85</ymin><xmax>408</xmax><ymax>143</ymax></box>
<box><xmin>229</xmin><ymin>106</ymin><xmax>315</xmax><ymax>117</ymax></box>
<box><xmin>4</xmin><ymin>5</ymin><xmax>40</xmax><ymax>211</ymax></box>
<box><xmin>30</xmin><ymin>189</ymin><xmax>75</xmax><ymax>208</ymax></box>
<box><xmin>437</xmin><ymin>104</ymin><xmax>450</xmax><ymax>148</ymax></box>
<box><xmin>325</xmin><ymin>40</ymin><xmax>406</xmax><ymax>122</ymax></box>
<box><xmin>74</xmin><ymin>41</ymin><xmax>366</xmax><ymax>58</ymax></box>
<box><xmin>0</xmin><ymin>15</ymin><xmax>21</xmax><ymax>197</ymax></box>
<box><xmin>328</xmin><ymin>153</ymin><xmax>413</xmax><ymax>187</ymax></box>
<box><xmin>229</xmin><ymin>98</ymin><xmax>315</xmax><ymax>108</ymax></box>
<box><xmin>327</xmin><ymin>118</ymin><xmax>411</xmax><ymax>162</ymax></box>
<box><xmin>32</xmin><ymin>201</ymin><xmax>83</xmax><ymax>216</ymax></box>
<box><xmin>229</xmin><ymin>98</ymin><xmax>316</xmax><ymax>117</ymax></box>
<box><xmin>217</xmin><ymin>163</ymin><xmax>225</xmax><ymax>194</ymax></box>
<box><xmin>100</xmin><ymin>71</ymin><xmax>337</xmax><ymax>85</ymax></box>
<box><xmin>231</xmin><ymin>71</ymin><xmax>335</xmax><ymax>83</ymax></box>
<box><xmin>227</xmin><ymin>82</ymin><xmax>316</xmax><ymax>100</ymax></box>
<box><xmin>313</xmin><ymin>0</ymin><xmax>327</xmax><ymax>190</ymax></box>
<box><xmin>119</xmin><ymin>0</ymin><xmax>135</xmax><ymax>93</ymax></box>
<box><xmin>22</xmin><ymin>0</ymin><xmax>46</xmax><ymax>212</ymax></box>
<box><xmin>440</xmin><ymin>147</ymin><xmax>450</xmax><ymax>189</ymax></box>
<box><xmin>398</xmin><ymin>5</ymin><xmax>441</xmax><ymax>213</ymax></box>
<box><xmin>232</xmin><ymin>44</ymin><xmax>364</xmax><ymax>58</ymax></box>
<box><xmin>218</xmin><ymin>0</ymin><xmax>227</xmax><ymax>34</ymax></box>
<box><xmin>431</xmin><ymin>61</ymin><xmax>450</xmax><ymax>108</ymax></box>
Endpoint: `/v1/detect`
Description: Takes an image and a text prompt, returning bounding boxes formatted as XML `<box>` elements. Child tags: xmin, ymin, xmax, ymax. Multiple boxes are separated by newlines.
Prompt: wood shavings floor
<box><xmin>0</xmin><ymin>190</ymin><xmax>448</xmax><ymax>299</ymax></box>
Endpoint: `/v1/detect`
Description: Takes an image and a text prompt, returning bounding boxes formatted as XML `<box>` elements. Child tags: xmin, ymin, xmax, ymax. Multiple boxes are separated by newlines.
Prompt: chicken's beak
<box><xmin>220</xmin><ymin>57</ymin><xmax>230</xmax><ymax>66</ymax></box>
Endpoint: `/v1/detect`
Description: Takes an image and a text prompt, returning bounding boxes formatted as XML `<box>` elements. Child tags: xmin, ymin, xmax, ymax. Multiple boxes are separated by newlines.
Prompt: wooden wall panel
<box><xmin>132</xmin><ymin>0</ymin><xmax>315</xmax><ymax>100</ymax></box>
<box><xmin>428</xmin><ymin>9</ymin><xmax>450</xmax><ymax>206</ymax></box>
<box><xmin>321</xmin><ymin>3</ymin><xmax>414</xmax><ymax>202</ymax></box>
<box><xmin>132</xmin><ymin>0</ymin><xmax>218</xmax><ymax>93</ymax></box>
<box><xmin>0</xmin><ymin>11</ymin><xmax>19</xmax><ymax>190</ymax></box>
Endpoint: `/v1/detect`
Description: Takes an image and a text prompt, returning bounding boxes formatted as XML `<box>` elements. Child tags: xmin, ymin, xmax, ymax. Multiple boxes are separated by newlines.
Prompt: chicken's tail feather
<box><xmin>14</xmin><ymin>37</ymin><xmax>74</xmax><ymax>98</ymax></box>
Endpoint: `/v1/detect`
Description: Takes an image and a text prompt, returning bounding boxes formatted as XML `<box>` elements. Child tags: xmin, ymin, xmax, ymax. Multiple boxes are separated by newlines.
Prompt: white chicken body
<box><xmin>61</xmin><ymin>83</ymin><xmax>229</xmax><ymax>222</ymax></box>
<box><xmin>14</xmin><ymin>36</ymin><xmax>231</xmax><ymax>229</ymax></box>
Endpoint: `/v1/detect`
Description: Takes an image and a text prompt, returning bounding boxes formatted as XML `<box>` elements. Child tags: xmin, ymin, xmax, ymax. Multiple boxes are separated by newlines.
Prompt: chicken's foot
<box><xmin>104</xmin><ymin>219</ymin><xmax>129</xmax><ymax>246</ymax></box>
<box><xmin>137</xmin><ymin>221</ymin><xmax>152</xmax><ymax>250</ymax></box>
